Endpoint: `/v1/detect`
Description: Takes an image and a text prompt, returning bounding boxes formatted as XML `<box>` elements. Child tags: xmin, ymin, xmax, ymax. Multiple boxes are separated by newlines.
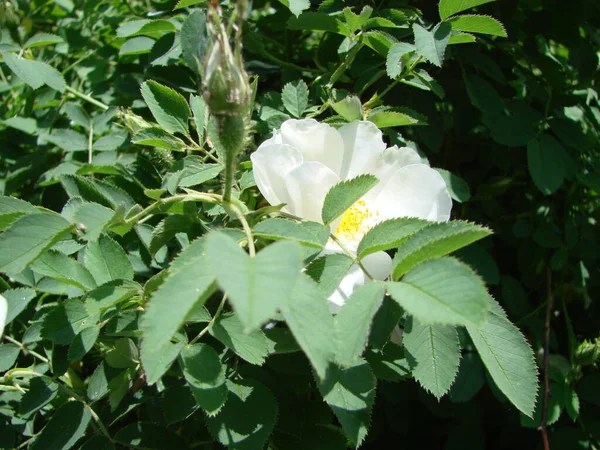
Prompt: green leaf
<box><xmin>253</xmin><ymin>218</ymin><xmax>329</xmax><ymax>249</ymax></box>
<box><xmin>41</xmin><ymin>299</ymin><xmax>94</xmax><ymax>345</ymax></box>
<box><xmin>391</xmin><ymin>220</ymin><xmax>492</xmax><ymax>279</ymax></box>
<box><xmin>332</xmin><ymin>95</ymin><xmax>362</xmax><ymax>122</ymax></box>
<box><xmin>287</xmin><ymin>12</ymin><xmax>351</xmax><ymax>36</ymax></box>
<box><xmin>180</xmin><ymin>344</ymin><xmax>228</xmax><ymax>414</ymax></box>
<box><xmin>466</xmin><ymin>298</ymin><xmax>538</xmax><ymax>417</ymax></box>
<box><xmin>206</xmin><ymin>232</ymin><xmax>303</xmax><ymax>332</ymax></box>
<box><xmin>106</xmin><ymin>338</ymin><xmax>138</xmax><ymax>369</ymax></box>
<box><xmin>84</xmin><ymin>282</ymin><xmax>139</xmax><ymax>316</ymax></box>
<box><xmin>29</xmin><ymin>401</ymin><xmax>91</xmax><ymax>450</ymax></box>
<box><xmin>72</xmin><ymin>203</ymin><xmax>116</xmax><ymax>242</ymax></box>
<box><xmin>2</xmin><ymin>52</ymin><xmax>66</xmax><ymax>92</ymax></box>
<box><xmin>447</xmin><ymin>14</ymin><xmax>507</xmax><ymax>37</ymax></box>
<box><xmin>119</xmin><ymin>36</ymin><xmax>155</xmax><ymax>56</ymax></box>
<box><xmin>335</xmin><ymin>282</ymin><xmax>385</xmax><ymax>367</ymax></box>
<box><xmin>448</xmin><ymin>32</ymin><xmax>477</xmax><ymax>44</ymax></box>
<box><xmin>19</xmin><ymin>376</ymin><xmax>59</xmax><ymax>417</ymax></box>
<box><xmin>281</xmin><ymin>0</ymin><xmax>310</xmax><ymax>17</ymax></box>
<box><xmin>141</xmin><ymin>238</ymin><xmax>215</xmax><ymax>384</ymax></box>
<box><xmin>435</xmin><ymin>169</ymin><xmax>471</xmax><ymax>202</ymax></box>
<box><xmin>140</xmin><ymin>80</ymin><xmax>191</xmax><ymax>136</ymax></box>
<box><xmin>149</xmin><ymin>215</ymin><xmax>197</xmax><ymax>255</ymax></box>
<box><xmin>180</xmin><ymin>10</ymin><xmax>208</xmax><ymax>74</ymax></box>
<box><xmin>190</xmin><ymin>94</ymin><xmax>206</xmax><ymax>140</ymax></box>
<box><xmin>387</xmin><ymin>257</ymin><xmax>489</xmax><ymax>326</ymax></box>
<box><xmin>367</xmin><ymin>107</ymin><xmax>427</xmax><ymax>127</ymax></box>
<box><xmin>404</xmin><ymin>316</ymin><xmax>460</xmax><ymax>399</ymax></box>
<box><xmin>63</xmin><ymin>103</ymin><xmax>91</xmax><ymax>130</ymax></box>
<box><xmin>321</xmin><ymin>174</ymin><xmax>379</xmax><ymax>225</ymax></box>
<box><xmin>68</xmin><ymin>326</ymin><xmax>100</xmax><ymax>361</ymax></box>
<box><xmin>365</xmin><ymin>344</ymin><xmax>411</xmax><ymax>381</ymax></box>
<box><xmin>0</xmin><ymin>213</ymin><xmax>72</xmax><ymax>274</ymax></box>
<box><xmin>2</xmin><ymin>116</ymin><xmax>38</xmax><ymax>135</ymax></box>
<box><xmin>174</xmin><ymin>0</ymin><xmax>208</xmax><ymax>9</ymax></box>
<box><xmin>0</xmin><ymin>344</ymin><xmax>20</xmax><ymax>372</ymax></box>
<box><xmin>386</xmin><ymin>42</ymin><xmax>415</xmax><ymax>79</ymax></box>
<box><xmin>317</xmin><ymin>360</ymin><xmax>376</xmax><ymax>446</ymax></box>
<box><xmin>413</xmin><ymin>22</ymin><xmax>451</xmax><ymax>67</ymax></box>
<box><xmin>282</xmin><ymin>80</ymin><xmax>309</xmax><ymax>118</ymax></box>
<box><xmin>84</xmin><ymin>235</ymin><xmax>133</xmax><ymax>285</ymax></box>
<box><xmin>368</xmin><ymin>296</ymin><xmax>403</xmax><ymax>349</ymax></box>
<box><xmin>439</xmin><ymin>0</ymin><xmax>494</xmax><ymax>20</ymax></box>
<box><xmin>116</xmin><ymin>19</ymin><xmax>176</xmax><ymax>37</ymax></box>
<box><xmin>210</xmin><ymin>313</ymin><xmax>270</xmax><ymax>365</ymax></box>
<box><xmin>31</xmin><ymin>250</ymin><xmax>97</xmax><ymax>291</ymax></box>
<box><xmin>92</xmin><ymin>132</ymin><xmax>127</xmax><ymax>151</ymax></box>
<box><xmin>206</xmin><ymin>379</ymin><xmax>278</xmax><ymax>450</ymax></box>
<box><xmin>3</xmin><ymin>288</ymin><xmax>36</xmax><ymax>324</ymax></box>
<box><xmin>0</xmin><ymin>196</ymin><xmax>40</xmax><ymax>231</ymax></box>
<box><xmin>176</xmin><ymin>161</ymin><xmax>223</xmax><ymax>187</ymax></box>
<box><xmin>305</xmin><ymin>253</ymin><xmax>354</xmax><ymax>298</ymax></box>
<box><xmin>280</xmin><ymin>274</ymin><xmax>336</xmax><ymax>379</ymax></box>
<box><xmin>132</xmin><ymin>127</ymin><xmax>186</xmax><ymax>150</ymax></box>
<box><xmin>40</xmin><ymin>129</ymin><xmax>88</xmax><ymax>152</ymax></box>
<box><xmin>357</xmin><ymin>217</ymin><xmax>430</xmax><ymax>260</ymax></box>
<box><xmin>527</xmin><ymin>133</ymin><xmax>572</xmax><ymax>195</ymax></box>
<box><xmin>114</xmin><ymin>423</ymin><xmax>188</xmax><ymax>449</ymax></box>
<box><xmin>23</xmin><ymin>33</ymin><xmax>65</xmax><ymax>49</ymax></box>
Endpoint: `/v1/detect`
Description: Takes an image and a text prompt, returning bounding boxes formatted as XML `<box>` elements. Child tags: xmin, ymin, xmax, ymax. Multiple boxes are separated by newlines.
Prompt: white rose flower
<box><xmin>0</xmin><ymin>294</ymin><xmax>7</xmax><ymax>337</ymax></box>
<box><xmin>251</xmin><ymin>118</ymin><xmax>452</xmax><ymax>308</ymax></box>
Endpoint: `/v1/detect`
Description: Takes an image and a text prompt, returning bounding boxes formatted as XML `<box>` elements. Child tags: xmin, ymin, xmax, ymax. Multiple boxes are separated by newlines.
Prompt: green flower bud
<box><xmin>118</xmin><ymin>108</ymin><xmax>152</xmax><ymax>135</ymax></box>
<box><xmin>203</xmin><ymin>1</ymin><xmax>251</xmax><ymax>116</ymax></box>
<box><xmin>575</xmin><ymin>338</ymin><xmax>600</xmax><ymax>366</ymax></box>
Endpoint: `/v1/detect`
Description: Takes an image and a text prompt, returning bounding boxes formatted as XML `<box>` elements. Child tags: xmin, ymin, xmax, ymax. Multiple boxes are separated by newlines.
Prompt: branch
<box><xmin>540</xmin><ymin>266</ymin><xmax>553</xmax><ymax>450</ymax></box>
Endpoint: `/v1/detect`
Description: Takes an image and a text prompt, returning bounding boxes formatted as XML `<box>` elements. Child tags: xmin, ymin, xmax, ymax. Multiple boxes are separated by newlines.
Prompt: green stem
<box><xmin>229</xmin><ymin>203</ymin><xmax>255</xmax><ymax>256</ymax></box>
<box><xmin>328</xmin><ymin>38</ymin><xmax>364</xmax><ymax>87</ymax></box>
<box><xmin>124</xmin><ymin>193</ymin><xmax>221</xmax><ymax>226</ymax></box>
<box><xmin>223</xmin><ymin>153</ymin><xmax>236</xmax><ymax>203</ymax></box>
<box><xmin>64</xmin><ymin>86</ymin><xmax>109</xmax><ymax>111</ymax></box>
<box><xmin>3</xmin><ymin>335</ymin><xmax>49</xmax><ymax>363</ymax></box>
<box><xmin>87</xmin><ymin>122</ymin><xmax>94</xmax><ymax>164</ymax></box>
<box><xmin>189</xmin><ymin>295</ymin><xmax>227</xmax><ymax>345</ymax></box>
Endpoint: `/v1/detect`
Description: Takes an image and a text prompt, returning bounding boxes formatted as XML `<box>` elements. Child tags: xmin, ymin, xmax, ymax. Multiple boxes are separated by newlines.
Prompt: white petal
<box><xmin>328</xmin><ymin>264</ymin><xmax>367</xmax><ymax>311</ymax></box>
<box><xmin>373</xmin><ymin>164</ymin><xmax>452</xmax><ymax>222</ymax></box>
<box><xmin>280</xmin><ymin>119</ymin><xmax>344</xmax><ymax>176</ymax></box>
<box><xmin>365</xmin><ymin>146</ymin><xmax>423</xmax><ymax>201</ymax></box>
<box><xmin>338</xmin><ymin>121</ymin><xmax>386</xmax><ymax>179</ymax></box>
<box><xmin>284</xmin><ymin>162</ymin><xmax>339</xmax><ymax>222</ymax></box>
<box><xmin>361</xmin><ymin>251</ymin><xmax>392</xmax><ymax>280</ymax></box>
<box><xmin>0</xmin><ymin>294</ymin><xmax>7</xmax><ymax>337</ymax></box>
<box><xmin>251</xmin><ymin>143</ymin><xmax>303</xmax><ymax>207</ymax></box>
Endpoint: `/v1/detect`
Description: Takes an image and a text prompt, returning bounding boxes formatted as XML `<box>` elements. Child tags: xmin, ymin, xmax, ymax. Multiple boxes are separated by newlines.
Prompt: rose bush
<box><xmin>251</xmin><ymin>118</ymin><xmax>452</xmax><ymax>306</ymax></box>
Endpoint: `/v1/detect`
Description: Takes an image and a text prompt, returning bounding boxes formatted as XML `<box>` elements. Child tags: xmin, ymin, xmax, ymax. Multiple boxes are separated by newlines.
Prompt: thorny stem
<box><xmin>64</xmin><ymin>85</ymin><xmax>109</xmax><ymax>111</ymax></box>
<box><xmin>3</xmin><ymin>335</ymin><xmax>49</xmax><ymax>363</ymax></box>
<box><xmin>540</xmin><ymin>267</ymin><xmax>553</xmax><ymax>450</ymax></box>
<box><xmin>189</xmin><ymin>295</ymin><xmax>228</xmax><ymax>345</ymax></box>
<box><xmin>225</xmin><ymin>201</ymin><xmax>255</xmax><ymax>256</ymax></box>
<box><xmin>124</xmin><ymin>193</ymin><xmax>221</xmax><ymax>226</ymax></box>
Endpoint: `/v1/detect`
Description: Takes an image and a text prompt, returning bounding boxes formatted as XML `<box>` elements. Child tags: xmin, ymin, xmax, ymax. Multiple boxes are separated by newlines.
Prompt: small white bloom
<box><xmin>251</xmin><ymin>118</ymin><xmax>452</xmax><ymax>308</ymax></box>
<box><xmin>0</xmin><ymin>294</ymin><xmax>7</xmax><ymax>337</ymax></box>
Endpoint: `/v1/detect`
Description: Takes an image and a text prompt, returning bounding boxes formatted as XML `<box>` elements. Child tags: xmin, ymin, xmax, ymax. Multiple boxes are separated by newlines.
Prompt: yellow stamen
<box><xmin>335</xmin><ymin>200</ymin><xmax>378</xmax><ymax>244</ymax></box>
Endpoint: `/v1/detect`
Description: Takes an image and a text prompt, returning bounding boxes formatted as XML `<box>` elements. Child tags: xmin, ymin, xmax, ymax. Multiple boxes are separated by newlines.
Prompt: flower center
<box><xmin>334</xmin><ymin>200</ymin><xmax>380</xmax><ymax>248</ymax></box>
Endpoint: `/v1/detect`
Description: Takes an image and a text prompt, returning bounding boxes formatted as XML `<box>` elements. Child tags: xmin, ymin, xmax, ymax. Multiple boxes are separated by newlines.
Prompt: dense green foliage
<box><xmin>0</xmin><ymin>0</ymin><xmax>598</xmax><ymax>449</ymax></box>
